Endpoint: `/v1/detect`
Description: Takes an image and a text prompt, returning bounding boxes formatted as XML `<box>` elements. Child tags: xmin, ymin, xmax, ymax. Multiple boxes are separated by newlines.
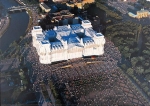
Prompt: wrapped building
<box><xmin>32</xmin><ymin>20</ymin><xmax>105</xmax><ymax>64</ymax></box>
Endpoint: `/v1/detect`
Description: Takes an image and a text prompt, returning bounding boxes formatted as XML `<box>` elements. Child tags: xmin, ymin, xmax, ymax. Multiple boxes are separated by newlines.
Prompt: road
<box><xmin>46</xmin><ymin>85</ymin><xmax>56</xmax><ymax>106</ymax></box>
<box><xmin>0</xmin><ymin>16</ymin><xmax>10</xmax><ymax>38</ymax></box>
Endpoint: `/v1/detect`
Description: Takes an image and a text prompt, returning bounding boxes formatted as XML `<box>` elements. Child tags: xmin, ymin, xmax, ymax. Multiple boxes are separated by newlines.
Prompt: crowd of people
<box><xmin>67</xmin><ymin>69</ymin><xmax>149</xmax><ymax>106</ymax></box>
<box><xmin>27</xmin><ymin>37</ymin><xmax>121</xmax><ymax>86</ymax></box>
<box><xmin>25</xmin><ymin>34</ymin><xmax>149</xmax><ymax>105</ymax></box>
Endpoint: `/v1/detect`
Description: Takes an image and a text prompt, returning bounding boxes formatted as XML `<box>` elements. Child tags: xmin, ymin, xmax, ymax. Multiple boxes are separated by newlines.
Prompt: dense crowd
<box><xmin>67</xmin><ymin>69</ymin><xmax>149</xmax><ymax>106</ymax></box>
<box><xmin>26</xmin><ymin>37</ymin><xmax>121</xmax><ymax>85</ymax></box>
<box><xmin>25</xmin><ymin>35</ymin><xmax>149</xmax><ymax>105</ymax></box>
<box><xmin>16</xmin><ymin>4</ymin><xmax>149</xmax><ymax>104</ymax></box>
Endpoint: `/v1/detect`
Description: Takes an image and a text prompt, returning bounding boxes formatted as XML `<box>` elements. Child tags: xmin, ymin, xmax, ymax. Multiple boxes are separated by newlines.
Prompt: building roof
<box><xmin>33</xmin><ymin>20</ymin><xmax>104</xmax><ymax>50</ymax></box>
<box><xmin>40</xmin><ymin>3</ymin><xmax>50</xmax><ymax>10</ymax></box>
<box><xmin>96</xmin><ymin>33</ymin><xmax>104</xmax><ymax>37</ymax></box>
<box><xmin>82</xmin><ymin>20</ymin><xmax>91</xmax><ymax>24</ymax></box>
<box><xmin>33</xmin><ymin>26</ymin><xmax>42</xmax><ymax>30</ymax></box>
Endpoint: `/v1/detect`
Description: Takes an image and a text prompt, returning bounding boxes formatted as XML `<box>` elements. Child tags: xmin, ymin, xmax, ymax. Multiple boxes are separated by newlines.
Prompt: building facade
<box><xmin>128</xmin><ymin>12</ymin><xmax>137</xmax><ymax>18</ymax></box>
<box><xmin>128</xmin><ymin>9</ymin><xmax>150</xmax><ymax>19</ymax></box>
<box><xmin>32</xmin><ymin>20</ymin><xmax>105</xmax><ymax>64</ymax></box>
<box><xmin>137</xmin><ymin>9</ymin><xmax>149</xmax><ymax>19</ymax></box>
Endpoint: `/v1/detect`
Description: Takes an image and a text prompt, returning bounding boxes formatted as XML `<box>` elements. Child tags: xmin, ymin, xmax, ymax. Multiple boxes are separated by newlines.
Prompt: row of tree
<box><xmin>105</xmin><ymin>21</ymin><xmax>140</xmax><ymax>59</ymax></box>
<box><xmin>141</xmin><ymin>25</ymin><xmax>150</xmax><ymax>81</ymax></box>
<box><xmin>95</xmin><ymin>1</ymin><xmax>122</xmax><ymax>20</ymax></box>
<box><xmin>106</xmin><ymin>22</ymin><xmax>150</xmax><ymax>76</ymax></box>
<box><xmin>83</xmin><ymin>0</ymin><xmax>122</xmax><ymax>20</ymax></box>
<box><xmin>138</xmin><ymin>0</ymin><xmax>150</xmax><ymax>8</ymax></box>
<box><xmin>105</xmin><ymin>22</ymin><xmax>150</xmax><ymax>97</ymax></box>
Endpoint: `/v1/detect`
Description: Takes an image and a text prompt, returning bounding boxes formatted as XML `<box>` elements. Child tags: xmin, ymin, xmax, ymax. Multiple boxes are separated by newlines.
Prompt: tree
<box><xmin>145</xmin><ymin>42</ymin><xmax>150</xmax><ymax>46</ymax></box>
<box><xmin>19</xmin><ymin>69</ymin><xmax>25</xmax><ymax>79</ymax></box>
<box><xmin>134</xmin><ymin>47</ymin><xmax>139</xmax><ymax>52</ymax></box>
<box><xmin>138</xmin><ymin>56</ymin><xmax>144</xmax><ymax>61</ymax></box>
<box><xmin>131</xmin><ymin>57</ymin><xmax>138</xmax><ymax>67</ymax></box>
<box><xmin>124</xmin><ymin>53</ymin><xmax>131</xmax><ymax>59</ymax></box>
<box><xmin>144</xmin><ymin>69</ymin><xmax>150</xmax><ymax>74</ymax></box>
<box><xmin>142</xmin><ymin>50</ymin><xmax>150</xmax><ymax>55</ymax></box>
<box><xmin>121</xmin><ymin>64</ymin><xmax>127</xmax><ymax>70</ymax></box>
<box><xmin>124</xmin><ymin>47</ymin><xmax>129</xmax><ymax>52</ymax></box>
<box><xmin>143</xmin><ymin>86</ymin><xmax>149</xmax><ymax>92</ymax></box>
<box><xmin>145</xmin><ymin>74</ymin><xmax>150</xmax><ymax>81</ymax></box>
<box><xmin>143</xmin><ymin>62</ymin><xmax>149</xmax><ymax>67</ymax></box>
<box><xmin>126</xmin><ymin>68</ymin><xmax>134</xmax><ymax>76</ymax></box>
<box><xmin>135</xmin><ymin>66</ymin><xmax>144</xmax><ymax>75</ymax></box>
<box><xmin>147</xmin><ymin>92</ymin><xmax>150</xmax><ymax>96</ymax></box>
<box><xmin>141</xmin><ymin>82</ymin><xmax>147</xmax><ymax>88</ymax></box>
<box><xmin>22</xmin><ymin>79</ymin><xmax>28</xmax><ymax>85</ymax></box>
<box><xmin>96</xmin><ymin>2</ymin><xmax>122</xmax><ymax>20</ymax></box>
